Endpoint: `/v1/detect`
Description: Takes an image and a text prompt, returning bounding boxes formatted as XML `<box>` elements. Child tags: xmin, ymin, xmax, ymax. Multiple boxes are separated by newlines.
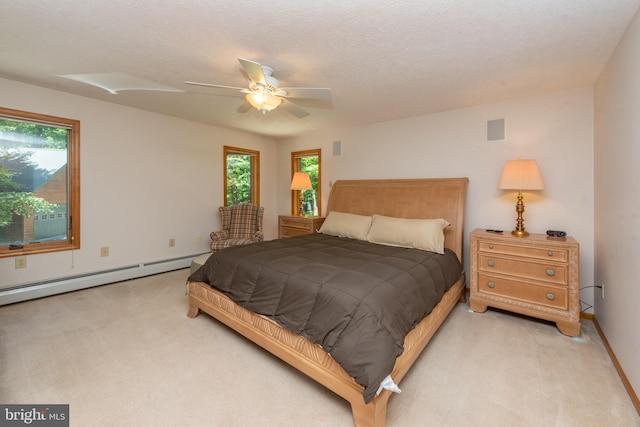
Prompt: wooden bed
<box><xmin>187</xmin><ymin>177</ymin><xmax>468</xmax><ymax>427</ymax></box>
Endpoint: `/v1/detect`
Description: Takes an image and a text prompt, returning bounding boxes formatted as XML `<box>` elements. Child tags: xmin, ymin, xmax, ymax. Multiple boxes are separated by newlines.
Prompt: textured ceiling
<box><xmin>1</xmin><ymin>1</ymin><xmax>639</xmax><ymax>138</ymax></box>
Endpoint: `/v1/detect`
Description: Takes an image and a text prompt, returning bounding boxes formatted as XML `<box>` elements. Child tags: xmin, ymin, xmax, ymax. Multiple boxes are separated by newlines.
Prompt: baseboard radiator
<box><xmin>0</xmin><ymin>254</ymin><xmax>201</xmax><ymax>306</ymax></box>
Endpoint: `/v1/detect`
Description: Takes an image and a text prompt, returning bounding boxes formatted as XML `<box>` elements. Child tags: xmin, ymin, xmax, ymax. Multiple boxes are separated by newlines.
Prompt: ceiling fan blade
<box><xmin>238</xmin><ymin>58</ymin><xmax>266</xmax><ymax>86</ymax></box>
<box><xmin>184</xmin><ymin>81</ymin><xmax>245</xmax><ymax>91</ymax></box>
<box><xmin>236</xmin><ymin>101</ymin><xmax>252</xmax><ymax>113</ymax></box>
<box><xmin>280</xmin><ymin>87</ymin><xmax>332</xmax><ymax>100</ymax></box>
<box><xmin>280</xmin><ymin>99</ymin><xmax>310</xmax><ymax>119</ymax></box>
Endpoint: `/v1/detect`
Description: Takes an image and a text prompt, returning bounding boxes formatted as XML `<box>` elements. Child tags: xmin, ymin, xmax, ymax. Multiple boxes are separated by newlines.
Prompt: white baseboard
<box><xmin>0</xmin><ymin>254</ymin><xmax>201</xmax><ymax>306</ymax></box>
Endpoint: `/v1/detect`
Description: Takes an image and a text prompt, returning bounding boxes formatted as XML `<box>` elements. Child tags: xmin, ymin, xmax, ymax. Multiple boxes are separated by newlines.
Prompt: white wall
<box><xmin>278</xmin><ymin>88</ymin><xmax>595</xmax><ymax>311</ymax></box>
<box><xmin>594</xmin><ymin>8</ymin><xmax>640</xmax><ymax>400</ymax></box>
<box><xmin>0</xmin><ymin>78</ymin><xmax>277</xmax><ymax>289</ymax></box>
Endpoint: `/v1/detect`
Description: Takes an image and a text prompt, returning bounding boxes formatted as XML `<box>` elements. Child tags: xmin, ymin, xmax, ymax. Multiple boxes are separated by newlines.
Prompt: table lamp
<box><xmin>498</xmin><ymin>159</ymin><xmax>544</xmax><ymax>237</ymax></box>
<box><xmin>290</xmin><ymin>172</ymin><xmax>313</xmax><ymax>216</ymax></box>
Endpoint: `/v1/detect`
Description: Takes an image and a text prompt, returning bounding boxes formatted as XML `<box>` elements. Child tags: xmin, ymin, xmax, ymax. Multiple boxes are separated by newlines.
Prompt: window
<box><xmin>0</xmin><ymin>107</ymin><xmax>80</xmax><ymax>258</ymax></box>
<box><xmin>224</xmin><ymin>146</ymin><xmax>260</xmax><ymax>206</ymax></box>
<box><xmin>291</xmin><ymin>149</ymin><xmax>321</xmax><ymax>216</ymax></box>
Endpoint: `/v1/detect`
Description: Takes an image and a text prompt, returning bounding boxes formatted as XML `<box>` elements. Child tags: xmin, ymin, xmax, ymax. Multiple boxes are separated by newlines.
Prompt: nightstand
<box><xmin>278</xmin><ymin>215</ymin><xmax>325</xmax><ymax>238</ymax></box>
<box><xmin>469</xmin><ymin>229</ymin><xmax>581</xmax><ymax>337</ymax></box>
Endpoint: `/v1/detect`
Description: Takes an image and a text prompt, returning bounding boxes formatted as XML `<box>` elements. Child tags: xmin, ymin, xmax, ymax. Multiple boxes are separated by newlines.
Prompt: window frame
<box><xmin>0</xmin><ymin>106</ymin><xmax>80</xmax><ymax>258</ymax></box>
<box><xmin>291</xmin><ymin>149</ymin><xmax>321</xmax><ymax>216</ymax></box>
<box><xmin>223</xmin><ymin>145</ymin><xmax>260</xmax><ymax>207</ymax></box>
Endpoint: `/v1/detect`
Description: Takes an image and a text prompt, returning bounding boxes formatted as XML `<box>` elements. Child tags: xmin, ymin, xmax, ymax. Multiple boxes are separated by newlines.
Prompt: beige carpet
<box><xmin>1</xmin><ymin>269</ymin><xmax>638</xmax><ymax>427</ymax></box>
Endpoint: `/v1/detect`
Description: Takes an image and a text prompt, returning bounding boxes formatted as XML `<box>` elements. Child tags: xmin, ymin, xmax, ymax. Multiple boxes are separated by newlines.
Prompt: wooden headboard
<box><xmin>325</xmin><ymin>178</ymin><xmax>469</xmax><ymax>261</ymax></box>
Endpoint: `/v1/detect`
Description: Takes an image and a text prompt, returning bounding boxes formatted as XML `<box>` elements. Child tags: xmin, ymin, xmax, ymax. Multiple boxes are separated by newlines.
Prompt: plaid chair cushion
<box><xmin>229</xmin><ymin>203</ymin><xmax>263</xmax><ymax>239</ymax></box>
<box><xmin>210</xmin><ymin>238</ymin><xmax>254</xmax><ymax>251</ymax></box>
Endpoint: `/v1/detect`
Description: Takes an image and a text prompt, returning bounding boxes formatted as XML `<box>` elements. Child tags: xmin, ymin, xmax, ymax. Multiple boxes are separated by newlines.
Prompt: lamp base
<box><xmin>297</xmin><ymin>193</ymin><xmax>304</xmax><ymax>216</ymax></box>
<box><xmin>511</xmin><ymin>191</ymin><xmax>530</xmax><ymax>238</ymax></box>
<box><xmin>511</xmin><ymin>229</ymin><xmax>530</xmax><ymax>237</ymax></box>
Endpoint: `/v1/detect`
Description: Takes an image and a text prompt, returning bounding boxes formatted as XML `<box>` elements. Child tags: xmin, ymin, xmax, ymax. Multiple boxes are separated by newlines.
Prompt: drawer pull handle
<box><xmin>547</xmin><ymin>251</ymin><xmax>554</xmax><ymax>257</ymax></box>
<box><xmin>488</xmin><ymin>244</ymin><xmax>494</xmax><ymax>249</ymax></box>
<box><xmin>546</xmin><ymin>293</ymin><xmax>555</xmax><ymax>301</ymax></box>
<box><xmin>546</xmin><ymin>269</ymin><xmax>555</xmax><ymax>277</ymax></box>
<box><xmin>487</xmin><ymin>281</ymin><xmax>495</xmax><ymax>288</ymax></box>
<box><xmin>487</xmin><ymin>260</ymin><xmax>495</xmax><ymax>267</ymax></box>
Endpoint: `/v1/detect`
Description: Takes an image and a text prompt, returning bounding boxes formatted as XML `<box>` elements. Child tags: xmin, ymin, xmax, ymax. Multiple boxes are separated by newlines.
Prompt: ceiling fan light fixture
<box><xmin>185</xmin><ymin>58</ymin><xmax>329</xmax><ymax>119</ymax></box>
<box><xmin>245</xmin><ymin>91</ymin><xmax>282</xmax><ymax>115</ymax></box>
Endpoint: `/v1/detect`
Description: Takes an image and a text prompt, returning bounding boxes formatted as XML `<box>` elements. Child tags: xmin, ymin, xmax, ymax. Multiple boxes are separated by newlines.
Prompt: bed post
<box><xmin>350</xmin><ymin>391</ymin><xmax>390</xmax><ymax>427</ymax></box>
<box><xmin>187</xmin><ymin>305</ymin><xmax>200</xmax><ymax>318</ymax></box>
<box><xmin>186</xmin><ymin>281</ymin><xmax>201</xmax><ymax>317</ymax></box>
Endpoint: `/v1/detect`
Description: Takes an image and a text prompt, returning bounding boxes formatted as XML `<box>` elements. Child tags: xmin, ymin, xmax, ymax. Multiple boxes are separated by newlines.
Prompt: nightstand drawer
<box><xmin>281</xmin><ymin>226</ymin><xmax>312</xmax><ymax>238</ymax></box>
<box><xmin>280</xmin><ymin>218</ymin><xmax>315</xmax><ymax>232</ymax></box>
<box><xmin>478</xmin><ymin>254</ymin><xmax>568</xmax><ymax>285</ymax></box>
<box><xmin>477</xmin><ymin>274</ymin><xmax>568</xmax><ymax>310</ymax></box>
<box><xmin>479</xmin><ymin>241</ymin><xmax>568</xmax><ymax>262</ymax></box>
<box><xmin>279</xmin><ymin>215</ymin><xmax>325</xmax><ymax>239</ymax></box>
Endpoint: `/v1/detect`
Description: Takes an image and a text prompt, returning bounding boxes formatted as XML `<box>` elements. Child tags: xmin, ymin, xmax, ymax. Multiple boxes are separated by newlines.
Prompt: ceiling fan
<box><xmin>185</xmin><ymin>58</ymin><xmax>332</xmax><ymax>118</ymax></box>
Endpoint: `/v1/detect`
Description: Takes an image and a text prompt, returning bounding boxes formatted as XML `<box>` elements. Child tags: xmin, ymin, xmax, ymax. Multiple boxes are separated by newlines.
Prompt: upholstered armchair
<box><xmin>210</xmin><ymin>203</ymin><xmax>264</xmax><ymax>251</ymax></box>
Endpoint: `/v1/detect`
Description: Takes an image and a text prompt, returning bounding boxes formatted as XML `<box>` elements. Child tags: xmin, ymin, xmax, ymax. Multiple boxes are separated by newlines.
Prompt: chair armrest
<box><xmin>210</xmin><ymin>230</ymin><xmax>229</xmax><ymax>241</ymax></box>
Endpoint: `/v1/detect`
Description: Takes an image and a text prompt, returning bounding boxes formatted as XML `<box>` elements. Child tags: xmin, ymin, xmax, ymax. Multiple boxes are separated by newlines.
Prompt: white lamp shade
<box><xmin>498</xmin><ymin>159</ymin><xmax>544</xmax><ymax>190</ymax></box>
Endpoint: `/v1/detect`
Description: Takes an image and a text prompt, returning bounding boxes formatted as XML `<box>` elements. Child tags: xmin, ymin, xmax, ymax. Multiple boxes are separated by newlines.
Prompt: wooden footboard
<box><xmin>187</xmin><ymin>273</ymin><xmax>465</xmax><ymax>427</ymax></box>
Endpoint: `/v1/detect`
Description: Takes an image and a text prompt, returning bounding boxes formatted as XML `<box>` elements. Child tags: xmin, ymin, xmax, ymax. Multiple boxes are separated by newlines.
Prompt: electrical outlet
<box><xmin>15</xmin><ymin>256</ymin><xmax>27</xmax><ymax>269</ymax></box>
<box><xmin>100</xmin><ymin>246</ymin><xmax>109</xmax><ymax>257</ymax></box>
<box><xmin>195</xmin><ymin>236</ymin><xmax>202</xmax><ymax>244</ymax></box>
<box><xmin>601</xmin><ymin>282</ymin><xmax>605</xmax><ymax>299</ymax></box>
<box><xmin>169</xmin><ymin>238</ymin><xmax>176</xmax><ymax>247</ymax></box>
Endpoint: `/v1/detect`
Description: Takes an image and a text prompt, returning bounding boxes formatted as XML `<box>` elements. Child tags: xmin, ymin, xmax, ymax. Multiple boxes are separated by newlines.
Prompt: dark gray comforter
<box><xmin>188</xmin><ymin>233</ymin><xmax>462</xmax><ymax>403</ymax></box>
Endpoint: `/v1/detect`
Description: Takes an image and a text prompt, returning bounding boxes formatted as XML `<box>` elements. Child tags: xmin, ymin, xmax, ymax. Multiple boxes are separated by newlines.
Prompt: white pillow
<box><xmin>366</xmin><ymin>215</ymin><xmax>450</xmax><ymax>254</ymax></box>
<box><xmin>319</xmin><ymin>211</ymin><xmax>372</xmax><ymax>240</ymax></box>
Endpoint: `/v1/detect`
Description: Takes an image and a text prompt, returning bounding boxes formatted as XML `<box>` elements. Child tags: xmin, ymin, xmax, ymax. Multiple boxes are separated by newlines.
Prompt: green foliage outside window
<box><xmin>299</xmin><ymin>156</ymin><xmax>318</xmax><ymax>215</ymax></box>
<box><xmin>0</xmin><ymin>120</ymin><xmax>62</xmax><ymax>233</ymax></box>
<box><xmin>226</xmin><ymin>154</ymin><xmax>252</xmax><ymax>206</ymax></box>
